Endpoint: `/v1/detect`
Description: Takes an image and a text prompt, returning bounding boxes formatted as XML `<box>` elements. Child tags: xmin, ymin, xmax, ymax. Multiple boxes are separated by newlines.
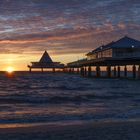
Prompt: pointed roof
<box><xmin>111</xmin><ymin>36</ymin><xmax>140</xmax><ymax>48</ymax></box>
<box><xmin>87</xmin><ymin>36</ymin><xmax>140</xmax><ymax>55</ymax></box>
<box><xmin>39</xmin><ymin>51</ymin><xmax>53</xmax><ymax>63</ymax></box>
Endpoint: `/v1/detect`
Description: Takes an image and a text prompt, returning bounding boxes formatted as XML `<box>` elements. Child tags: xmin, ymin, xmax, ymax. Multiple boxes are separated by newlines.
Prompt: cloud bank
<box><xmin>0</xmin><ymin>0</ymin><xmax>140</xmax><ymax>69</ymax></box>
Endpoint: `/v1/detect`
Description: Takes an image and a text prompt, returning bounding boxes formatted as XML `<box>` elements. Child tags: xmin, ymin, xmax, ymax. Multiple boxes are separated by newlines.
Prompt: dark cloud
<box><xmin>0</xmin><ymin>0</ymin><xmax>140</xmax><ymax>56</ymax></box>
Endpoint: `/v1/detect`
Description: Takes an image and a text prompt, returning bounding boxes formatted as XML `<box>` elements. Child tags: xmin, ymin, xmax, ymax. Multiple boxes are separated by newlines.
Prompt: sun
<box><xmin>6</xmin><ymin>67</ymin><xmax>14</xmax><ymax>73</ymax></box>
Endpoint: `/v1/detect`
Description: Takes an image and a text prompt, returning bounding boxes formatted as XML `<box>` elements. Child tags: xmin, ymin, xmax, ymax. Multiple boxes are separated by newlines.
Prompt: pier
<box><xmin>66</xmin><ymin>57</ymin><xmax>140</xmax><ymax>79</ymax></box>
<box><xmin>28</xmin><ymin>51</ymin><xmax>64</xmax><ymax>72</ymax></box>
<box><xmin>28</xmin><ymin>36</ymin><xmax>140</xmax><ymax>79</ymax></box>
<box><xmin>66</xmin><ymin>36</ymin><xmax>140</xmax><ymax>79</ymax></box>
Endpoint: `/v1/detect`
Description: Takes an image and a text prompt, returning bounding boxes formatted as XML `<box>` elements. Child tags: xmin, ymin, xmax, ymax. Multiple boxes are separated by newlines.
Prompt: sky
<box><xmin>0</xmin><ymin>0</ymin><xmax>140</xmax><ymax>70</ymax></box>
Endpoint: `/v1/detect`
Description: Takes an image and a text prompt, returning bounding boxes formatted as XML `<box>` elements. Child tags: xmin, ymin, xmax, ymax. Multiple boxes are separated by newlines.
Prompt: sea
<box><xmin>0</xmin><ymin>72</ymin><xmax>139</xmax><ymax>128</ymax></box>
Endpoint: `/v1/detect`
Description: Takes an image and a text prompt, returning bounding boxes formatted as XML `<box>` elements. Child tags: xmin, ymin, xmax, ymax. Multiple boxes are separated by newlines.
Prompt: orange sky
<box><xmin>0</xmin><ymin>52</ymin><xmax>85</xmax><ymax>71</ymax></box>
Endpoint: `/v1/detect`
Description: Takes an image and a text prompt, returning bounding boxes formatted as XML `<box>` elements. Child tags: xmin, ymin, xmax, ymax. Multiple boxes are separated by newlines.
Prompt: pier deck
<box><xmin>67</xmin><ymin>57</ymin><xmax>140</xmax><ymax>67</ymax></box>
<box><xmin>66</xmin><ymin>57</ymin><xmax>140</xmax><ymax>79</ymax></box>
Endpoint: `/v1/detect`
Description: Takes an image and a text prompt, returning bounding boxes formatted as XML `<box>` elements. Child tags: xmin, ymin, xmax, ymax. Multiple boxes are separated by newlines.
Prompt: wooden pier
<box><xmin>28</xmin><ymin>37</ymin><xmax>140</xmax><ymax>79</ymax></box>
<box><xmin>66</xmin><ymin>36</ymin><xmax>140</xmax><ymax>79</ymax></box>
<box><xmin>66</xmin><ymin>57</ymin><xmax>140</xmax><ymax>79</ymax></box>
<box><xmin>28</xmin><ymin>51</ymin><xmax>64</xmax><ymax>72</ymax></box>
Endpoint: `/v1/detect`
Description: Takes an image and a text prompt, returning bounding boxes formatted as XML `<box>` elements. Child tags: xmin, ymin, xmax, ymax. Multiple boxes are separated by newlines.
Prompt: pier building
<box><xmin>28</xmin><ymin>51</ymin><xmax>64</xmax><ymax>72</ymax></box>
<box><xmin>67</xmin><ymin>36</ymin><xmax>140</xmax><ymax>79</ymax></box>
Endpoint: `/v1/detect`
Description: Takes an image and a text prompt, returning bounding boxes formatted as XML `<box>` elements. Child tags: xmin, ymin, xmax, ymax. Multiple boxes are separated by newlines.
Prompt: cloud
<box><xmin>0</xmin><ymin>0</ymin><xmax>139</xmax><ymax>57</ymax></box>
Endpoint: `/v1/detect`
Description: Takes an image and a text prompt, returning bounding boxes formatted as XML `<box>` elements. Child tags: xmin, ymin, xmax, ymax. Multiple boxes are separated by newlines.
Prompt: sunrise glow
<box><xmin>6</xmin><ymin>67</ymin><xmax>14</xmax><ymax>73</ymax></box>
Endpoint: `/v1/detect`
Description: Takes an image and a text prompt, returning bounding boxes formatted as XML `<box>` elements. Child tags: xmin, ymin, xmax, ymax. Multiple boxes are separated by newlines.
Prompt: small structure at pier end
<box><xmin>67</xmin><ymin>36</ymin><xmax>140</xmax><ymax>79</ymax></box>
<box><xmin>28</xmin><ymin>51</ymin><xmax>64</xmax><ymax>72</ymax></box>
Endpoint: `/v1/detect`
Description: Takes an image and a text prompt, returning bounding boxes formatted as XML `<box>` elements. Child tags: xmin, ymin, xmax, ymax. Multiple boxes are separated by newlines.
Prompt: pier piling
<box><xmin>114</xmin><ymin>66</ymin><xmax>116</xmax><ymax>77</ymax></box>
<box><xmin>88</xmin><ymin>66</ymin><xmax>91</xmax><ymax>77</ymax></box>
<box><xmin>138</xmin><ymin>65</ymin><xmax>140</xmax><ymax>79</ymax></box>
<box><xmin>84</xmin><ymin>67</ymin><xmax>87</xmax><ymax>77</ymax></box>
<box><xmin>107</xmin><ymin>66</ymin><xmax>111</xmax><ymax>78</ymax></box>
<box><xmin>133</xmin><ymin>65</ymin><xmax>136</xmax><ymax>79</ymax></box>
<box><xmin>77</xmin><ymin>68</ymin><xmax>79</xmax><ymax>74</ymax></box>
<box><xmin>96</xmin><ymin>66</ymin><xmax>100</xmax><ymax>77</ymax></box>
<box><xmin>117</xmin><ymin>66</ymin><xmax>120</xmax><ymax>78</ymax></box>
<box><xmin>80</xmin><ymin>67</ymin><xmax>84</xmax><ymax>76</ymax></box>
<box><xmin>124</xmin><ymin>65</ymin><xmax>127</xmax><ymax>78</ymax></box>
<box><xmin>53</xmin><ymin>68</ymin><xmax>55</xmax><ymax>73</ymax></box>
<box><xmin>29</xmin><ymin>68</ymin><xmax>32</xmax><ymax>73</ymax></box>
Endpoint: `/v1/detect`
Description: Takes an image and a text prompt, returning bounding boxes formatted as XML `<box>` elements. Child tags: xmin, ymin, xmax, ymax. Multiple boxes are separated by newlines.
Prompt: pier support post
<box><xmin>72</xmin><ymin>68</ymin><xmax>74</xmax><ymax>74</ymax></box>
<box><xmin>132</xmin><ymin>65</ymin><xmax>136</xmax><ymax>79</ymax></box>
<box><xmin>84</xmin><ymin>67</ymin><xmax>87</xmax><ymax>77</ymax></box>
<box><xmin>117</xmin><ymin>66</ymin><xmax>120</xmax><ymax>78</ymax></box>
<box><xmin>124</xmin><ymin>65</ymin><xmax>127</xmax><ymax>78</ymax></box>
<box><xmin>77</xmin><ymin>68</ymin><xmax>79</xmax><ymax>74</ymax></box>
<box><xmin>138</xmin><ymin>65</ymin><xmax>140</xmax><ymax>79</ymax></box>
<box><xmin>71</xmin><ymin>68</ymin><xmax>73</xmax><ymax>73</ymax></box>
<box><xmin>69</xmin><ymin>68</ymin><xmax>71</xmax><ymax>73</ymax></box>
<box><xmin>88</xmin><ymin>66</ymin><xmax>91</xmax><ymax>77</ymax></box>
<box><xmin>41</xmin><ymin>68</ymin><xmax>43</xmax><ymax>73</ymax></box>
<box><xmin>107</xmin><ymin>66</ymin><xmax>111</xmax><ymax>78</ymax></box>
<box><xmin>70</xmin><ymin>68</ymin><xmax>72</xmax><ymax>73</ymax></box>
<box><xmin>62</xmin><ymin>68</ymin><xmax>64</xmax><ymax>73</ymax></box>
<box><xmin>80</xmin><ymin>67</ymin><xmax>84</xmax><ymax>76</ymax></box>
<box><xmin>66</xmin><ymin>68</ymin><xmax>68</xmax><ymax>73</ymax></box>
<box><xmin>82</xmin><ymin>67</ymin><xmax>85</xmax><ymax>76</ymax></box>
<box><xmin>96</xmin><ymin>66</ymin><xmax>100</xmax><ymax>77</ymax></box>
<box><xmin>53</xmin><ymin>68</ymin><xmax>55</xmax><ymax>73</ymax></box>
<box><xmin>29</xmin><ymin>68</ymin><xmax>32</xmax><ymax>73</ymax></box>
<box><xmin>82</xmin><ymin>67</ymin><xmax>84</xmax><ymax>76</ymax></box>
<box><xmin>71</xmin><ymin>68</ymin><xmax>72</xmax><ymax>73</ymax></box>
<box><xmin>114</xmin><ymin>66</ymin><xmax>116</xmax><ymax>77</ymax></box>
<box><xmin>80</xmin><ymin>67</ymin><xmax>82</xmax><ymax>75</ymax></box>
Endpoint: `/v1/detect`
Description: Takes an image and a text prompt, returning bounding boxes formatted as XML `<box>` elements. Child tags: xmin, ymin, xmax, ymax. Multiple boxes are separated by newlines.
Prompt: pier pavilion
<box><xmin>28</xmin><ymin>51</ymin><xmax>64</xmax><ymax>72</ymax></box>
<box><xmin>67</xmin><ymin>36</ymin><xmax>140</xmax><ymax>79</ymax></box>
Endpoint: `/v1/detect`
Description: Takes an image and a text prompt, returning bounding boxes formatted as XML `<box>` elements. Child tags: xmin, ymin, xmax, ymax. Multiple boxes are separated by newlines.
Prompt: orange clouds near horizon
<box><xmin>0</xmin><ymin>52</ymin><xmax>85</xmax><ymax>71</ymax></box>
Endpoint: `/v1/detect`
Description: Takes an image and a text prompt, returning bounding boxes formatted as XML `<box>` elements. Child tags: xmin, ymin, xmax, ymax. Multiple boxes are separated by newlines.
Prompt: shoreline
<box><xmin>0</xmin><ymin>120</ymin><xmax>139</xmax><ymax>140</ymax></box>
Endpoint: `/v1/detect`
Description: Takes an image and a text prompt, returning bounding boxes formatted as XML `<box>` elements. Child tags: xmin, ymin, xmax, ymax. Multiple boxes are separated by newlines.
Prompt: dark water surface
<box><xmin>0</xmin><ymin>72</ymin><xmax>139</xmax><ymax>128</ymax></box>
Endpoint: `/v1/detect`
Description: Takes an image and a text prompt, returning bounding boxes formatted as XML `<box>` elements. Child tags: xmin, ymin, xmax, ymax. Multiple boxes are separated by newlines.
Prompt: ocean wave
<box><xmin>0</xmin><ymin>93</ymin><xmax>137</xmax><ymax>105</ymax></box>
<box><xmin>0</xmin><ymin>72</ymin><xmax>139</xmax><ymax>124</ymax></box>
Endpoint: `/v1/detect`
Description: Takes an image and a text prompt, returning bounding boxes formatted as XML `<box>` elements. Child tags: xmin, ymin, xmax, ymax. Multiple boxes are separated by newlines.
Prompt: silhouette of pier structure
<box><xmin>28</xmin><ymin>36</ymin><xmax>140</xmax><ymax>79</ymax></box>
<box><xmin>66</xmin><ymin>36</ymin><xmax>140</xmax><ymax>79</ymax></box>
<box><xmin>28</xmin><ymin>51</ymin><xmax>64</xmax><ymax>72</ymax></box>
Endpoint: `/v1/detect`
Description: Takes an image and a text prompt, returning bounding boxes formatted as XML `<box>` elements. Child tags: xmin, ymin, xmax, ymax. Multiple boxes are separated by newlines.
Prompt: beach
<box><xmin>0</xmin><ymin>120</ymin><xmax>139</xmax><ymax>140</ymax></box>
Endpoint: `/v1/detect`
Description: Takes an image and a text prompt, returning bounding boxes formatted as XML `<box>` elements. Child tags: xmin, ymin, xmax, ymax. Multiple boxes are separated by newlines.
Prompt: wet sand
<box><xmin>0</xmin><ymin>121</ymin><xmax>139</xmax><ymax>140</ymax></box>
